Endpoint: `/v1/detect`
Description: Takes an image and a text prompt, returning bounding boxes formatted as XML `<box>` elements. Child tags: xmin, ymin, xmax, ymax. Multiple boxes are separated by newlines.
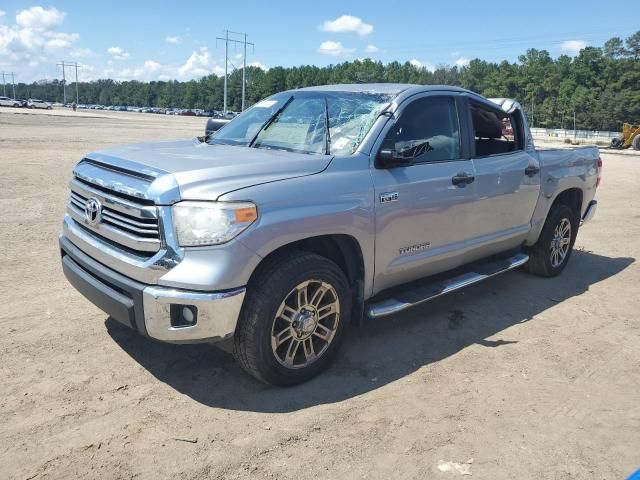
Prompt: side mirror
<box><xmin>377</xmin><ymin>148</ymin><xmax>413</xmax><ymax>168</ymax></box>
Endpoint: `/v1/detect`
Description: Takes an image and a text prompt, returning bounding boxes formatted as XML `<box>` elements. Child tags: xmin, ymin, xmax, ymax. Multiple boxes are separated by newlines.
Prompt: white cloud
<box><xmin>69</xmin><ymin>47</ymin><xmax>92</xmax><ymax>58</ymax></box>
<box><xmin>364</xmin><ymin>44</ymin><xmax>379</xmax><ymax>53</ymax></box>
<box><xmin>115</xmin><ymin>60</ymin><xmax>180</xmax><ymax>82</ymax></box>
<box><xmin>409</xmin><ymin>59</ymin><xmax>435</xmax><ymax>72</ymax></box>
<box><xmin>320</xmin><ymin>15</ymin><xmax>373</xmax><ymax>36</ymax></box>
<box><xmin>46</xmin><ymin>37</ymin><xmax>70</xmax><ymax>49</ymax></box>
<box><xmin>178</xmin><ymin>46</ymin><xmax>224</xmax><ymax>77</ymax></box>
<box><xmin>16</xmin><ymin>6</ymin><xmax>65</xmax><ymax>30</ymax></box>
<box><xmin>455</xmin><ymin>56</ymin><xmax>470</xmax><ymax>67</ymax></box>
<box><xmin>0</xmin><ymin>6</ymin><xmax>83</xmax><ymax>77</ymax></box>
<box><xmin>560</xmin><ymin>40</ymin><xmax>586</xmax><ymax>55</ymax></box>
<box><xmin>248</xmin><ymin>61</ymin><xmax>268</xmax><ymax>71</ymax></box>
<box><xmin>318</xmin><ymin>40</ymin><xmax>354</xmax><ymax>57</ymax></box>
<box><xmin>165</xmin><ymin>35</ymin><xmax>182</xmax><ymax>44</ymax></box>
<box><xmin>107</xmin><ymin>46</ymin><xmax>129</xmax><ymax>60</ymax></box>
<box><xmin>45</xmin><ymin>31</ymin><xmax>79</xmax><ymax>50</ymax></box>
<box><xmin>0</xmin><ymin>10</ymin><xmax>6</xmax><ymax>18</ymax></box>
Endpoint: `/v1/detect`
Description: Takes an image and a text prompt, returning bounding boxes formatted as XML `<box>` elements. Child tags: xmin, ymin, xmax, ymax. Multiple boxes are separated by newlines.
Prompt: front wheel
<box><xmin>525</xmin><ymin>204</ymin><xmax>579</xmax><ymax>277</ymax></box>
<box><xmin>234</xmin><ymin>251</ymin><xmax>351</xmax><ymax>386</ymax></box>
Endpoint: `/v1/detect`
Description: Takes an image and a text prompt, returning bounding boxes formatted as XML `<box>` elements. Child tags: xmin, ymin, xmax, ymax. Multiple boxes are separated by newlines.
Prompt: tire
<box><xmin>525</xmin><ymin>204</ymin><xmax>579</xmax><ymax>277</ymax></box>
<box><xmin>610</xmin><ymin>137</ymin><xmax>623</xmax><ymax>149</ymax></box>
<box><xmin>633</xmin><ymin>134</ymin><xmax>640</xmax><ymax>151</ymax></box>
<box><xmin>234</xmin><ymin>251</ymin><xmax>351</xmax><ymax>386</ymax></box>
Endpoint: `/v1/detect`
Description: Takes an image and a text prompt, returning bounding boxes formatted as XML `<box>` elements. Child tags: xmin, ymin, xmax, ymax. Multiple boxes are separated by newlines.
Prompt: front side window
<box><xmin>382</xmin><ymin>96</ymin><xmax>460</xmax><ymax>163</ymax></box>
<box><xmin>209</xmin><ymin>92</ymin><xmax>392</xmax><ymax>155</ymax></box>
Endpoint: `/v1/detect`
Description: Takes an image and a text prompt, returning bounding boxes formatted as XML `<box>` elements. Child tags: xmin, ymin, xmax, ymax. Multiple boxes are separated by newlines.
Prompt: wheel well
<box><xmin>253</xmin><ymin>234</ymin><xmax>365</xmax><ymax>288</ymax></box>
<box><xmin>552</xmin><ymin>188</ymin><xmax>583</xmax><ymax>216</ymax></box>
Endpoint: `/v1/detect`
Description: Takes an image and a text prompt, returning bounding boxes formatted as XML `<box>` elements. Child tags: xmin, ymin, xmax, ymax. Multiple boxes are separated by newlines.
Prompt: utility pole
<box><xmin>57</xmin><ymin>61</ymin><xmax>80</xmax><ymax>105</ymax></box>
<box><xmin>224</xmin><ymin>30</ymin><xmax>228</xmax><ymax>113</ymax></box>
<box><xmin>74</xmin><ymin>62</ymin><xmax>79</xmax><ymax>105</ymax></box>
<box><xmin>58</xmin><ymin>61</ymin><xmax>67</xmax><ymax>105</ymax></box>
<box><xmin>531</xmin><ymin>98</ymin><xmax>535</xmax><ymax>128</ymax></box>
<box><xmin>573</xmin><ymin>111</ymin><xmax>577</xmax><ymax>144</ymax></box>
<box><xmin>1</xmin><ymin>71</ymin><xmax>16</xmax><ymax>97</ymax></box>
<box><xmin>242</xmin><ymin>32</ymin><xmax>247</xmax><ymax>112</ymax></box>
<box><xmin>216</xmin><ymin>30</ymin><xmax>254</xmax><ymax>113</ymax></box>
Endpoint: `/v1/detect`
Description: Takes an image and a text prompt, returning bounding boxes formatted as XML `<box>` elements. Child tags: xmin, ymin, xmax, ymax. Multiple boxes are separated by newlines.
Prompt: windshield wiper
<box><xmin>324</xmin><ymin>97</ymin><xmax>331</xmax><ymax>155</ymax></box>
<box><xmin>249</xmin><ymin>96</ymin><xmax>293</xmax><ymax>148</ymax></box>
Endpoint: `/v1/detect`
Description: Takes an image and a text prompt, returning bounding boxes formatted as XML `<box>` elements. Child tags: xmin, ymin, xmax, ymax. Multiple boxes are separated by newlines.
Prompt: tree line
<box><xmin>9</xmin><ymin>32</ymin><xmax>640</xmax><ymax>131</ymax></box>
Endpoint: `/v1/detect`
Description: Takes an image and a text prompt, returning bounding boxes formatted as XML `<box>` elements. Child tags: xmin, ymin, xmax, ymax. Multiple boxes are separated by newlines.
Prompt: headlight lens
<box><xmin>172</xmin><ymin>201</ymin><xmax>257</xmax><ymax>246</ymax></box>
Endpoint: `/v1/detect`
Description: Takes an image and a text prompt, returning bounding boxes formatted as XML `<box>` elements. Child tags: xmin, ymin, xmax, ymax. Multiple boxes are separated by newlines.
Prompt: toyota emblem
<box><xmin>84</xmin><ymin>197</ymin><xmax>102</xmax><ymax>226</ymax></box>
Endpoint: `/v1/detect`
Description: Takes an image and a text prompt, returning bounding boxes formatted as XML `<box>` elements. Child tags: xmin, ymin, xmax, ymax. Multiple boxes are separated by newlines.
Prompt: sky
<box><xmin>0</xmin><ymin>0</ymin><xmax>637</xmax><ymax>84</ymax></box>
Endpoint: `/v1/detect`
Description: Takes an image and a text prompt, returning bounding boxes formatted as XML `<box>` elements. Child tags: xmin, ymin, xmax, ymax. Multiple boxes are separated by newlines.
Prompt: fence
<box><xmin>530</xmin><ymin>127</ymin><xmax>618</xmax><ymax>143</ymax></box>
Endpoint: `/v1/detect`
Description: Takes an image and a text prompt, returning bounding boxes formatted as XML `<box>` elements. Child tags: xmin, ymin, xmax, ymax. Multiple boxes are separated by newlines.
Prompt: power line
<box><xmin>216</xmin><ymin>30</ymin><xmax>254</xmax><ymax>113</ymax></box>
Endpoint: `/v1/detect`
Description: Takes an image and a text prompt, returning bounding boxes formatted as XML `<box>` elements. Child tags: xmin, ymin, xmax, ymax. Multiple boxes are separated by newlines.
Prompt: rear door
<box><xmin>464</xmin><ymin>98</ymin><xmax>541</xmax><ymax>261</ymax></box>
<box><xmin>370</xmin><ymin>93</ymin><xmax>477</xmax><ymax>294</ymax></box>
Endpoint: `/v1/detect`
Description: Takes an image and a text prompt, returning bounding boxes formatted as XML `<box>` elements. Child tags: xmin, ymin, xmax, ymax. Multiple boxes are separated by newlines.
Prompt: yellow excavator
<box><xmin>610</xmin><ymin>123</ymin><xmax>640</xmax><ymax>150</ymax></box>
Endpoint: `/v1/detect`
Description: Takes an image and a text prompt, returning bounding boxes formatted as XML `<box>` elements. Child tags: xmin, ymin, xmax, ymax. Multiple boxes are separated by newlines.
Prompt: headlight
<box><xmin>172</xmin><ymin>201</ymin><xmax>257</xmax><ymax>247</ymax></box>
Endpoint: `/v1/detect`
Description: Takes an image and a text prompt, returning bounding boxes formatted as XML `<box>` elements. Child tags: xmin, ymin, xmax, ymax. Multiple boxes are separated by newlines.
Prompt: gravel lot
<box><xmin>1</xmin><ymin>107</ymin><xmax>639</xmax><ymax>480</ymax></box>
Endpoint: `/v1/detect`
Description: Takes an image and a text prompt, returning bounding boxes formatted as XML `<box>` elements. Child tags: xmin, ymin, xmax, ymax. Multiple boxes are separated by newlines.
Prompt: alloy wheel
<box><xmin>270</xmin><ymin>280</ymin><xmax>340</xmax><ymax>369</ymax></box>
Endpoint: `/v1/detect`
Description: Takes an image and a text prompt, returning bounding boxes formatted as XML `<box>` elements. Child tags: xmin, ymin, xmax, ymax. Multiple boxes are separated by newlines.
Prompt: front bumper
<box><xmin>60</xmin><ymin>235</ymin><xmax>245</xmax><ymax>343</ymax></box>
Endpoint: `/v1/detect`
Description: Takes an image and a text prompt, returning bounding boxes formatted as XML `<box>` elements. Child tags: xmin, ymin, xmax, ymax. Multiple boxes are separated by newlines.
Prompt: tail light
<box><xmin>596</xmin><ymin>157</ymin><xmax>602</xmax><ymax>188</ymax></box>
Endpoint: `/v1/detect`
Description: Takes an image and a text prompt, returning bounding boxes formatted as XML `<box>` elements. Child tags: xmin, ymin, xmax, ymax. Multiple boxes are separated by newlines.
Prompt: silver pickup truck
<box><xmin>60</xmin><ymin>84</ymin><xmax>601</xmax><ymax>385</ymax></box>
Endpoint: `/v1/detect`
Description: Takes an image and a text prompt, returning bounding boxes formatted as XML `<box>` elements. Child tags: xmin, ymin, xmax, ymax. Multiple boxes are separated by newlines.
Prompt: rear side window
<box><xmin>471</xmin><ymin>102</ymin><xmax>522</xmax><ymax>157</ymax></box>
<box><xmin>382</xmin><ymin>96</ymin><xmax>460</xmax><ymax>163</ymax></box>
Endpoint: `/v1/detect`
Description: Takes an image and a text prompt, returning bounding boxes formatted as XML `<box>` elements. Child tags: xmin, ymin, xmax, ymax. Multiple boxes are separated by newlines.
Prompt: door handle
<box><xmin>525</xmin><ymin>165</ymin><xmax>540</xmax><ymax>176</ymax></box>
<box><xmin>452</xmin><ymin>173</ymin><xmax>475</xmax><ymax>187</ymax></box>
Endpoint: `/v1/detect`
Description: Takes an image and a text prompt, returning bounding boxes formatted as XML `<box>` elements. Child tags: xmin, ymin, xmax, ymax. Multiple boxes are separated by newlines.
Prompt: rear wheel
<box><xmin>632</xmin><ymin>134</ymin><xmax>640</xmax><ymax>151</ymax></box>
<box><xmin>525</xmin><ymin>204</ymin><xmax>579</xmax><ymax>277</ymax></box>
<box><xmin>234</xmin><ymin>251</ymin><xmax>351</xmax><ymax>386</ymax></box>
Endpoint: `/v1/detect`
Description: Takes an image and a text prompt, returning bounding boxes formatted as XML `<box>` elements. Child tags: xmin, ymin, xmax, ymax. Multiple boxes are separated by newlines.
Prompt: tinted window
<box><xmin>382</xmin><ymin>96</ymin><xmax>460</xmax><ymax>163</ymax></box>
<box><xmin>471</xmin><ymin>102</ymin><xmax>522</xmax><ymax>157</ymax></box>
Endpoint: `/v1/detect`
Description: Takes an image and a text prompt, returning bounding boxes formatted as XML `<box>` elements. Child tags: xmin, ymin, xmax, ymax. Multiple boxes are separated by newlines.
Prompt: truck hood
<box><xmin>82</xmin><ymin>138</ymin><xmax>333</xmax><ymax>203</ymax></box>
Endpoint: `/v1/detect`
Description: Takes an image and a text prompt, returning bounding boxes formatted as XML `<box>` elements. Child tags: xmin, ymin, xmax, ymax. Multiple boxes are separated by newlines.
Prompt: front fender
<box><xmin>219</xmin><ymin>153</ymin><xmax>376</xmax><ymax>297</ymax></box>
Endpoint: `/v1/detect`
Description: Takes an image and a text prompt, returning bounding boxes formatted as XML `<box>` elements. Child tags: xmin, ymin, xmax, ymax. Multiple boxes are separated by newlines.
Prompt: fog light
<box><xmin>170</xmin><ymin>304</ymin><xmax>198</xmax><ymax>328</ymax></box>
<box><xmin>182</xmin><ymin>307</ymin><xmax>195</xmax><ymax>324</ymax></box>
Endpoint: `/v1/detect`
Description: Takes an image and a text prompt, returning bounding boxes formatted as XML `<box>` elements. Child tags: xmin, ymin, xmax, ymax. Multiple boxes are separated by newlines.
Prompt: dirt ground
<box><xmin>1</xmin><ymin>107</ymin><xmax>639</xmax><ymax>480</ymax></box>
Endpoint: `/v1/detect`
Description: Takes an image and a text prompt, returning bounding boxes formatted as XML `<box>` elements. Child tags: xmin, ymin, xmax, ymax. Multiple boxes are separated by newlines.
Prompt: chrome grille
<box><xmin>67</xmin><ymin>178</ymin><xmax>161</xmax><ymax>254</ymax></box>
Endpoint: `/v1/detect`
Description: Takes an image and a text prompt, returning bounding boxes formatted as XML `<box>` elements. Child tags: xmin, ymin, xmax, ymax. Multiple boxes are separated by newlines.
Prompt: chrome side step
<box><xmin>367</xmin><ymin>252</ymin><xmax>529</xmax><ymax>318</ymax></box>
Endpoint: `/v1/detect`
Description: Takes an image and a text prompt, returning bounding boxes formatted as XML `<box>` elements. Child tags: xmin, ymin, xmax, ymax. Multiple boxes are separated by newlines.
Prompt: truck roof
<box><xmin>286</xmin><ymin>84</ymin><xmax>519</xmax><ymax>114</ymax></box>
<box><xmin>296</xmin><ymin>83</ymin><xmax>473</xmax><ymax>96</ymax></box>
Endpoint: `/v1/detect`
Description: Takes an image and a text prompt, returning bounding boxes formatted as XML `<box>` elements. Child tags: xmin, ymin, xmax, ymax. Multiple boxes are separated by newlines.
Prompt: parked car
<box><xmin>28</xmin><ymin>99</ymin><xmax>52</xmax><ymax>109</ymax></box>
<box><xmin>0</xmin><ymin>96</ymin><xmax>21</xmax><ymax>107</ymax></box>
<box><xmin>59</xmin><ymin>84</ymin><xmax>600</xmax><ymax>386</ymax></box>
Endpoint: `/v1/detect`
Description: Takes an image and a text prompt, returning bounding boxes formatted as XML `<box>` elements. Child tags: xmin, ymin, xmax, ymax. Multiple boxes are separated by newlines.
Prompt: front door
<box><xmin>370</xmin><ymin>94</ymin><xmax>477</xmax><ymax>295</ymax></box>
